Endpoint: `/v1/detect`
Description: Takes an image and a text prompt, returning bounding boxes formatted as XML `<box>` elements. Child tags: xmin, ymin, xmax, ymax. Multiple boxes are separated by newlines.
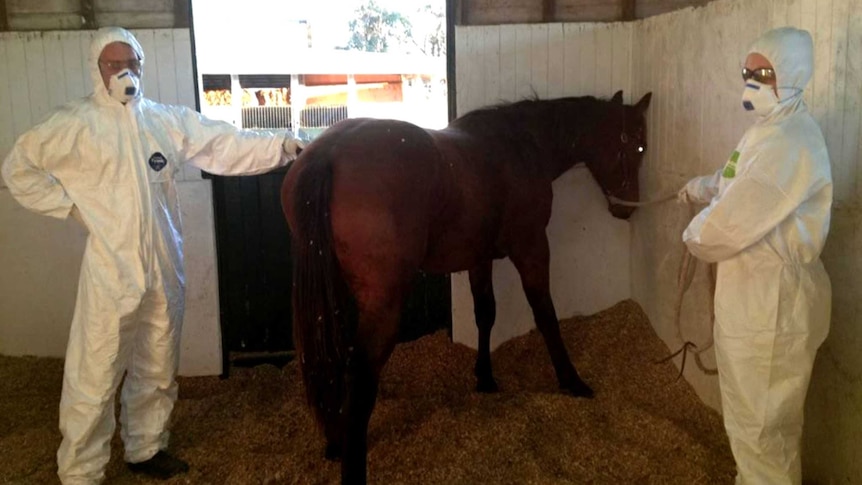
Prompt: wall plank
<box><xmin>530</xmin><ymin>24</ymin><xmax>549</xmax><ymax>97</ymax></box>
<box><xmin>577</xmin><ymin>25</ymin><xmax>596</xmax><ymax>94</ymax></box>
<box><xmin>514</xmin><ymin>24</ymin><xmax>533</xmax><ymax>100</ymax></box>
<box><xmin>482</xmin><ymin>26</ymin><xmax>501</xmax><ymax>106</ymax></box>
<box><xmin>499</xmin><ymin>26</ymin><xmax>517</xmax><ymax>102</ymax></box>
<box><xmin>547</xmin><ymin>23</ymin><xmax>564</xmax><ymax>98</ymax></box>
<box><xmin>6</xmin><ymin>35</ymin><xmax>32</xmax><ymax>138</ymax></box>
<box><xmin>42</xmin><ymin>33</ymin><xmax>68</xmax><ymax>112</ymax></box>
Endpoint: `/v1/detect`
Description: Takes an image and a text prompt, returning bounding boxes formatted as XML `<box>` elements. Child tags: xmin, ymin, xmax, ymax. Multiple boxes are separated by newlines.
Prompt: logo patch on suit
<box><xmin>722</xmin><ymin>150</ymin><xmax>740</xmax><ymax>179</ymax></box>
<box><xmin>148</xmin><ymin>152</ymin><xmax>167</xmax><ymax>172</ymax></box>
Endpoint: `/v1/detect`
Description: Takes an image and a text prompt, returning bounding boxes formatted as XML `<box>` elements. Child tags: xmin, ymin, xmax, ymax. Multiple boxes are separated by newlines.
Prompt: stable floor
<box><xmin>0</xmin><ymin>300</ymin><xmax>734</xmax><ymax>484</ymax></box>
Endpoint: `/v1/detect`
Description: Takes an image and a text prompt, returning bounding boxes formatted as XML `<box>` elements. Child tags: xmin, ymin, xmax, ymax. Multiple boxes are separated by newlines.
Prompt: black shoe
<box><xmin>127</xmin><ymin>450</ymin><xmax>189</xmax><ymax>480</ymax></box>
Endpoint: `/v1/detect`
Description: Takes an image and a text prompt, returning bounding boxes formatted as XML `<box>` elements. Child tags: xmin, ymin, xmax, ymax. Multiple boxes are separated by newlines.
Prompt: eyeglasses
<box><xmin>741</xmin><ymin>67</ymin><xmax>775</xmax><ymax>84</ymax></box>
<box><xmin>99</xmin><ymin>59</ymin><xmax>143</xmax><ymax>72</ymax></box>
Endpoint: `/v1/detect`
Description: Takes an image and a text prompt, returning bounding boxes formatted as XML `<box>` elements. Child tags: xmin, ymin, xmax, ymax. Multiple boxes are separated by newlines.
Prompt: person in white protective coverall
<box><xmin>677</xmin><ymin>27</ymin><xmax>832</xmax><ymax>485</ymax></box>
<box><xmin>1</xmin><ymin>27</ymin><xmax>304</xmax><ymax>484</ymax></box>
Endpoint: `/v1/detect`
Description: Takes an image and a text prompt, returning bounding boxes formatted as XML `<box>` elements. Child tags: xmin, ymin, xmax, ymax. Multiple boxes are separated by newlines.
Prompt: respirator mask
<box><xmin>108</xmin><ymin>68</ymin><xmax>141</xmax><ymax>104</ymax></box>
<box><xmin>741</xmin><ymin>80</ymin><xmax>779</xmax><ymax>117</ymax></box>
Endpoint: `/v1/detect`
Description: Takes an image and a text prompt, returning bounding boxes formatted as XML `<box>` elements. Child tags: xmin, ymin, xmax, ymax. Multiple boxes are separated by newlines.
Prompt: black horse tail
<box><xmin>291</xmin><ymin>153</ymin><xmax>357</xmax><ymax>449</ymax></box>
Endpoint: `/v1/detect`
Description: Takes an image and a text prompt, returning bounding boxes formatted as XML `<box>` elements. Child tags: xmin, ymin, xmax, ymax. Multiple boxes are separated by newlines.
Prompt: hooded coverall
<box><xmin>681</xmin><ymin>27</ymin><xmax>832</xmax><ymax>485</ymax></box>
<box><xmin>1</xmin><ymin>27</ymin><xmax>297</xmax><ymax>484</ymax></box>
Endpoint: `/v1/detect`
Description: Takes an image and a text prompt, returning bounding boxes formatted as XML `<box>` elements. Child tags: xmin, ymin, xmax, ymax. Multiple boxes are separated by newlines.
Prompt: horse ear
<box><xmin>611</xmin><ymin>90</ymin><xmax>624</xmax><ymax>104</ymax></box>
<box><xmin>634</xmin><ymin>92</ymin><xmax>652</xmax><ymax>113</ymax></box>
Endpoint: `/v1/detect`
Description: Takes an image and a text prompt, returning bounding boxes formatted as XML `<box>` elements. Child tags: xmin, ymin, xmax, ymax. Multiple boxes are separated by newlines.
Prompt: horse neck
<box><xmin>541</xmin><ymin>98</ymin><xmax>609</xmax><ymax>180</ymax></box>
<box><xmin>451</xmin><ymin>98</ymin><xmax>609</xmax><ymax>180</ymax></box>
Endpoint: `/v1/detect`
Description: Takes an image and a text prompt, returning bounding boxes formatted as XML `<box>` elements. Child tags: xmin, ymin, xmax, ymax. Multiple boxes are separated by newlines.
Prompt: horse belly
<box><xmin>421</xmin><ymin>222</ymin><xmax>503</xmax><ymax>274</ymax></box>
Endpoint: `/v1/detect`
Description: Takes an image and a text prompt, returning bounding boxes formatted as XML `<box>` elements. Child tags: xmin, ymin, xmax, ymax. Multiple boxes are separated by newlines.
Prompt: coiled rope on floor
<box><xmin>608</xmin><ymin>191</ymin><xmax>718</xmax><ymax>379</ymax></box>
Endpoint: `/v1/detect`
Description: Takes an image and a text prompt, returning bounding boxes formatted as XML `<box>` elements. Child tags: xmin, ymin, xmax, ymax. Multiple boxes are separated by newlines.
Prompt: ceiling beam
<box><xmin>81</xmin><ymin>0</ymin><xmax>96</xmax><ymax>29</ymax></box>
<box><xmin>621</xmin><ymin>0</ymin><xmax>636</xmax><ymax>21</ymax></box>
<box><xmin>174</xmin><ymin>0</ymin><xmax>190</xmax><ymax>28</ymax></box>
<box><xmin>0</xmin><ymin>0</ymin><xmax>9</xmax><ymax>31</ymax></box>
<box><xmin>542</xmin><ymin>0</ymin><xmax>555</xmax><ymax>22</ymax></box>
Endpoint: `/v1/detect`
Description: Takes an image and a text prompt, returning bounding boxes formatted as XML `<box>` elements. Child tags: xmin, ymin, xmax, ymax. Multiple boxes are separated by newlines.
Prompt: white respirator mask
<box><xmin>741</xmin><ymin>80</ymin><xmax>778</xmax><ymax>117</ymax></box>
<box><xmin>108</xmin><ymin>68</ymin><xmax>141</xmax><ymax>104</ymax></box>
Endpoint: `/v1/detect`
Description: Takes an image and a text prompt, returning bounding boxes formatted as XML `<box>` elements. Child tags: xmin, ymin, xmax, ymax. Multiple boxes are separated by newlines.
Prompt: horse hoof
<box><xmin>476</xmin><ymin>379</ymin><xmax>499</xmax><ymax>393</ymax></box>
<box><xmin>563</xmin><ymin>381</ymin><xmax>594</xmax><ymax>398</ymax></box>
<box><xmin>325</xmin><ymin>442</ymin><xmax>342</xmax><ymax>461</ymax></box>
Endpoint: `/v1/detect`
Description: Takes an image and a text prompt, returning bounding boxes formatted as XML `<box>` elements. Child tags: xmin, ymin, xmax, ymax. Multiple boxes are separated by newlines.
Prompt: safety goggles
<box><xmin>99</xmin><ymin>58</ymin><xmax>143</xmax><ymax>72</ymax></box>
<box><xmin>741</xmin><ymin>67</ymin><xmax>775</xmax><ymax>84</ymax></box>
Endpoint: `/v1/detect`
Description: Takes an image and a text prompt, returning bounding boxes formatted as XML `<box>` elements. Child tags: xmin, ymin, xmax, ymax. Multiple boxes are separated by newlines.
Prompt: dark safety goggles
<box><xmin>741</xmin><ymin>67</ymin><xmax>776</xmax><ymax>84</ymax></box>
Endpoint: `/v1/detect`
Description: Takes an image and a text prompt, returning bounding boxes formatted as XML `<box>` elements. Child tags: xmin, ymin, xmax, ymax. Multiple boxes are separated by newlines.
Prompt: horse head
<box><xmin>582</xmin><ymin>90</ymin><xmax>652</xmax><ymax>220</ymax></box>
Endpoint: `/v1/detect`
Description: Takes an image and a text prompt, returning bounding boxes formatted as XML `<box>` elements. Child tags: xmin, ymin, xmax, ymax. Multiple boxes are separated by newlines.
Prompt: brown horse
<box><xmin>281</xmin><ymin>90</ymin><xmax>652</xmax><ymax>484</ymax></box>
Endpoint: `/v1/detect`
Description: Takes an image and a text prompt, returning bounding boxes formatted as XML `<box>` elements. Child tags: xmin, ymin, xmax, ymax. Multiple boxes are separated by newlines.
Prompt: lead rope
<box><xmin>608</xmin><ymin>191</ymin><xmax>718</xmax><ymax>380</ymax></box>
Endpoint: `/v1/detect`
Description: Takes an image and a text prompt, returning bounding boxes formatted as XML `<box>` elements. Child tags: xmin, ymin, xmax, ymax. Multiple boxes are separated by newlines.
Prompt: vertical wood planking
<box><xmin>547</xmin><ymin>23</ymin><xmax>564</xmax><ymax>99</ymax></box>
<box><xmin>499</xmin><ymin>26</ymin><xmax>517</xmax><ymax>103</ymax></box>
<box><xmin>454</xmin><ymin>26</ymin><xmax>467</xmax><ymax>116</ymax></box>
<box><xmin>593</xmin><ymin>26</ymin><xmax>612</xmax><ymax>98</ymax></box>
<box><xmin>515</xmin><ymin>24</ymin><xmax>533</xmax><ymax>100</ymax></box>
<box><xmin>59</xmin><ymin>32</ymin><xmax>86</xmax><ymax>100</ymax></box>
<box><xmin>42</xmin><ymin>32</ymin><xmax>68</xmax><ymax>113</ymax></box>
<box><xmin>0</xmin><ymin>37</ymin><xmax>14</xmax><ymax>166</ymax></box>
<box><xmin>154</xmin><ymin>30</ymin><xmax>179</xmax><ymax>106</ymax></box>
<box><xmin>6</xmin><ymin>35</ymin><xmax>32</xmax><ymax>139</ymax></box>
<box><xmin>811</xmin><ymin>0</ymin><xmax>832</xmax><ymax>126</ymax></box>
<box><xmin>23</xmin><ymin>33</ymin><xmax>49</xmax><ymax>125</ymax></box>
<box><xmin>133</xmin><ymin>30</ymin><xmax>160</xmax><ymax>102</ymax></box>
<box><xmin>827</xmin><ymin>0</ymin><xmax>851</xmax><ymax>201</ymax></box>
<box><xmin>172</xmin><ymin>29</ymin><xmax>195</xmax><ymax>110</ymax></box>
<box><xmin>530</xmin><ymin>24</ymin><xmax>549</xmax><ymax>98</ymax></box>
<box><xmin>78</xmin><ymin>32</ymin><xmax>93</xmax><ymax>96</ymax></box>
<box><xmin>771</xmin><ymin>0</ymin><xmax>789</xmax><ymax>27</ymax></box>
<box><xmin>578</xmin><ymin>25</ymin><xmax>596</xmax><ymax>95</ymax></box>
<box><xmin>562</xmin><ymin>23</ymin><xmax>580</xmax><ymax>95</ymax></box>
<box><xmin>482</xmin><ymin>26</ymin><xmax>501</xmax><ymax>106</ymax></box>
<box><xmin>800</xmin><ymin>0</ymin><xmax>817</xmax><ymax>105</ymax></box>
<box><xmin>454</xmin><ymin>26</ymin><xmax>472</xmax><ymax>115</ymax></box>
<box><xmin>468</xmin><ymin>26</ymin><xmax>484</xmax><ymax>112</ymax></box>
<box><xmin>611</xmin><ymin>23</ymin><xmax>631</xmax><ymax>102</ymax></box>
<box><xmin>849</xmin><ymin>8</ymin><xmax>862</xmax><ymax>204</ymax></box>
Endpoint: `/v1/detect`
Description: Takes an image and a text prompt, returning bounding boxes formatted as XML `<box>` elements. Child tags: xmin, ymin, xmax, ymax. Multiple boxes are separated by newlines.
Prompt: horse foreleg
<box><xmin>341</xmin><ymin>305</ymin><xmax>400</xmax><ymax>485</ymax></box>
<box><xmin>524</xmin><ymin>290</ymin><xmax>593</xmax><ymax>397</ymax></box>
<box><xmin>510</xmin><ymin>237</ymin><xmax>593</xmax><ymax>398</ymax></box>
<box><xmin>469</xmin><ymin>260</ymin><xmax>498</xmax><ymax>393</ymax></box>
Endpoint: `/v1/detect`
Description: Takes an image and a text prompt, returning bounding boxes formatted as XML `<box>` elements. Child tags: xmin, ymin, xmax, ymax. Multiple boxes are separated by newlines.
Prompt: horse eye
<box><xmin>637</xmin><ymin>146</ymin><xmax>644</xmax><ymax>153</ymax></box>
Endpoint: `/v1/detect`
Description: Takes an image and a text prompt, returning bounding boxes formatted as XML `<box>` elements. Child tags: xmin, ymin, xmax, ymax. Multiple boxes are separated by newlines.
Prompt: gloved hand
<box><xmin>283</xmin><ymin>136</ymin><xmax>305</xmax><ymax>159</ymax></box>
<box><xmin>677</xmin><ymin>185</ymin><xmax>693</xmax><ymax>204</ymax></box>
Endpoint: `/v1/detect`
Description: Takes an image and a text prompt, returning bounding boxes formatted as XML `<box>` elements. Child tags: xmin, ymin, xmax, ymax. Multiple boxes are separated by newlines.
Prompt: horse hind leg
<box><xmin>469</xmin><ymin>260</ymin><xmax>498</xmax><ymax>393</ymax></box>
<box><xmin>340</xmin><ymin>297</ymin><xmax>402</xmax><ymax>485</ymax></box>
<box><xmin>510</xmin><ymin>236</ymin><xmax>593</xmax><ymax>398</ymax></box>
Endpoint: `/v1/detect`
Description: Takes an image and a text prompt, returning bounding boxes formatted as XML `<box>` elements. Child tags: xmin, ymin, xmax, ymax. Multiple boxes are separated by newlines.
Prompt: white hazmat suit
<box><xmin>1</xmin><ymin>27</ymin><xmax>300</xmax><ymax>484</ymax></box>
<box><xmin>681</xmin><ymin>27</ymin><xmax>832</xmax><ymax>485</ymax></box>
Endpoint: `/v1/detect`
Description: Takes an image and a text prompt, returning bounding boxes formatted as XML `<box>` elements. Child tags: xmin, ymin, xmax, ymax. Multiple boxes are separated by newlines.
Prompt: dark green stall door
<box><xmin>210</xmin><ymin>169</ymin><xmax>451</xmax><ymax>373</ymax></box>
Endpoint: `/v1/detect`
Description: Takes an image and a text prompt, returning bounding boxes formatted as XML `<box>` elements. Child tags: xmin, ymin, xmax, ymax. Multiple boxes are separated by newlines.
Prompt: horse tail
<box><xmin>291</xmin><ymin>153</ymin><xmax>357</xmax><ymax>446</ymax></box>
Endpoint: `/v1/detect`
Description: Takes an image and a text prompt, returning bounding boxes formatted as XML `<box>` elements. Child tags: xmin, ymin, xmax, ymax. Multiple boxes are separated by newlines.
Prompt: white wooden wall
<box><xmin>456</xmin><ymin>0</ymin><xmax>862</xmax><ymax>481</ymax></box>
<box><xmin>0</xmin><ymin>29</ymin><xmax>222</xmax><ymax>377</ymax></box>
<box><xmin>453</xmin><ymin>23</ymin><xmax>634</xmax><ymax>351</ymax></box>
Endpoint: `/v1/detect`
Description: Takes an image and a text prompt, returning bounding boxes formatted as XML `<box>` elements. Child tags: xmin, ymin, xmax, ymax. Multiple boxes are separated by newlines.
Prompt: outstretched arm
<box><xmin>173</xmin><ymin>105</ymin><xmax>303</xmax><ymax>176</ymax></box>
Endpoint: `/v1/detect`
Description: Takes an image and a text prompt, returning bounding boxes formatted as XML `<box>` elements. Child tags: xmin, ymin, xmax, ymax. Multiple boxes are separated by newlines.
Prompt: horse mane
<box><xmin>447</xmin><ymin>95</ymin><xmax>613</xmax><ymax>177</ymax></box>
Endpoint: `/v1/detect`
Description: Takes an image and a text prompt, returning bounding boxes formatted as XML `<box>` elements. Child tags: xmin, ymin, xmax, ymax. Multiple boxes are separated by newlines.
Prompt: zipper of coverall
<box><xmin>125</xmin><ymin>102</ymin><xmax>155</xmax><ymax>289</ymax></box>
